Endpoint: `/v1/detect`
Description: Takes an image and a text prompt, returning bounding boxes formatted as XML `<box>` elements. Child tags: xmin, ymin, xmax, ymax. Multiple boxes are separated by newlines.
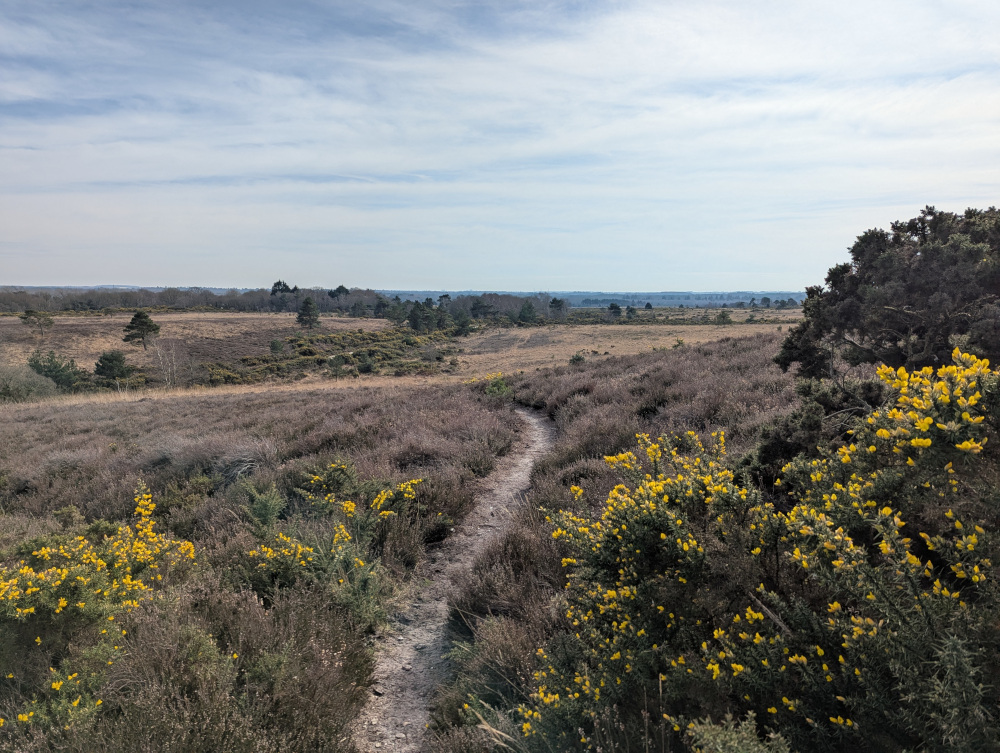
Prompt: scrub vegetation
<box><xmin>4</xmin><ymin>207</ymin><xmax>999</xmax><ymax>751</ymax></box>
<box><xmin>0</xmin><ymin>384</ymin><xmax>520</xmax><ymax>751</ymax></box>
<box><xmin>429</xmin><ymin>207</ymin><xmax>1000</xmax><ymax>753</ymax></box>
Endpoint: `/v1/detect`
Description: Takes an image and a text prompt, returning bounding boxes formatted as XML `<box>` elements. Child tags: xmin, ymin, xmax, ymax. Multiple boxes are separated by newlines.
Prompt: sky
<box><xmin>1</xmin><ymin>0</ymin><xmax>999</xmax><ymax>291</ymax></box>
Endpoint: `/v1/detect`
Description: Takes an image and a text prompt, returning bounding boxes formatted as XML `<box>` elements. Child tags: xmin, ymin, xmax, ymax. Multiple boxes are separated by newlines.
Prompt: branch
<box><xmin>748</xmin><ymin>591</ymin><xmax>792</xmax><ymax>638</ymax></box>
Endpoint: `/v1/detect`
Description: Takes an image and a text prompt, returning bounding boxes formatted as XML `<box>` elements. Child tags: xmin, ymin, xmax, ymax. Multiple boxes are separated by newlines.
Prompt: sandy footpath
<box><xmin>353</xmin><ymin>407</ymin><xmax>555</xmax><ymax>752</ymax></box>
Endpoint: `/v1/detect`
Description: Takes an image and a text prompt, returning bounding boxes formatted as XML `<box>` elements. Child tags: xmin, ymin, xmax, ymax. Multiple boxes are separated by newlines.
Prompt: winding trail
<box><xmin>353</xmin><ymin>407</ymin><xmax>555</xmax><ymax>752</ymax></box>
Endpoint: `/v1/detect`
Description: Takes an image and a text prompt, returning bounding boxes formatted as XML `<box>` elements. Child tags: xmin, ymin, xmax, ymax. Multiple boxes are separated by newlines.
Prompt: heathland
<box><xmin>3</xmin><ymin>207</ymin><xmax>1000</xmax><ymax>753</ymax></box>
<box><xmin>0</xmin><ymin>300</ymin><xmax>800</xmax><ymax>752</ymax></box>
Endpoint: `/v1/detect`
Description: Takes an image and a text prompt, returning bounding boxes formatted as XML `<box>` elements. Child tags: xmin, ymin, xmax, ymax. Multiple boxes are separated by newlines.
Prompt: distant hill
<box><xmin>377</xmin><ymin>290</ymin><xmax>804</xmax><ymax>308</ymax></box>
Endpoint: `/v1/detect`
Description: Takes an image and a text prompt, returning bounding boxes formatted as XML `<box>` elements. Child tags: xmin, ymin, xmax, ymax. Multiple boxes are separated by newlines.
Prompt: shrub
<box><xmin>514</xmin><ymin>349</ymin><xmax>1000</xmax><ymax>751</ymax></box>
<box><xmin>483</xmin><ymin>373</ymin><xmax>512</xmax><ymax>399</ymax></box>
<box><xmin>26</xmin><ymin>350</ymin><xmax>89</xmax><ymax>392</ymax></box>
<box><xmin>93</xmin><ymin>350</ymin><xmax>134</xmax><ymax>380</ymax></box>
<box><xmin>0</xmin><ymin>365</ymin><xmax>58</xmax><ymax>403</ymax></box>
<box><xmin>0</xmin><ymin>485</ymin><xmax>197</xmax><ymax>737</ymax></box>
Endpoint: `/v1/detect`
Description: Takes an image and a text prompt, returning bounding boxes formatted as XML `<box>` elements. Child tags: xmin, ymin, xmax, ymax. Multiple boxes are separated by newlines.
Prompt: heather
<box><xmin>0</xmin><ymin>383</ymin><xmax>519</xmax><ymax>751</ymax></box>
<box><xmin>432</xmin><ymin>339</ymin><xmax>1000</xmax><ymax>753</ymax></box>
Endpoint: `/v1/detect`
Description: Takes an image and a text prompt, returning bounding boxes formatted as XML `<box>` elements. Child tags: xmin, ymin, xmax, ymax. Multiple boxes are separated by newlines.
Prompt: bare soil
<box><xmin>353</xmin><ymin>407</ymin><xmax>555</xmax><ymax>752</ymax></box>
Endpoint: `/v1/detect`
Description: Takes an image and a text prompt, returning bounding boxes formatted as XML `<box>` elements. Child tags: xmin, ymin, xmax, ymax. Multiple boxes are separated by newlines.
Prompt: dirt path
<box><xmin>353</xmin><ymin>407</ymin><xmax>555</xmax><ymax>752</ymax></box>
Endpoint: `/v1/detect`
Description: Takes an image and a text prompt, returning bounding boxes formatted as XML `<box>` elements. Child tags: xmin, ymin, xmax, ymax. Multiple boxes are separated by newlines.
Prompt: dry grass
<box><xmin>0</xmin><ymin>311</ymin><xmax>388</xmax><ymax>371</ymax></box>
<box><xmin>0</xmin><ymin>371</ymin><xmax>457</xmax><ymax>412</ymax></box>
<box><xmin>455</xmin><ymin>316</ymin><xmax>800</xmax><ymax>375</ymax></box>
<box><xmin>0</xmin><ymin>309</ymin><xmax>800</xmax><ymax>396</ymax></box>
<box><xmin>513</xmin><ymin>331</ymin><xmax>796</xmax><ymax>457</ymax></box>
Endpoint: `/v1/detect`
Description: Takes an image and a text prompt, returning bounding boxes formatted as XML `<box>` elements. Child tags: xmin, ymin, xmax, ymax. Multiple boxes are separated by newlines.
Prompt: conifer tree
<box><xmin>122</xmin><ymin>311</ymin><xmax>160</xmax><ymax>350</ymax></box>
<box><xmin>297</xmin><ymin>297</ymin><xmax>320</xmax><ymax>329</ymax></box>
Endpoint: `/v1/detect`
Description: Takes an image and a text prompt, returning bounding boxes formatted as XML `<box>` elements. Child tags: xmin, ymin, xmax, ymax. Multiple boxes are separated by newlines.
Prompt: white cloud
<box><xmin>1</xmin><ymin>0</ymin><xmax>998</xmax><ymax>288</ymax></box>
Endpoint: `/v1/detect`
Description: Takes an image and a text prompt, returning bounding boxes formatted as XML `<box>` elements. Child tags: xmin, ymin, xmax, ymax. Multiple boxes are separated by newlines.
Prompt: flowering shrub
<box><xmin>244</xmin><ymin>465</ymin><xmax>423</xmax><ymax>597</ymax></box>
<box><xmin>299</xmin><ymin>463</ymin><xmax>422</xmax><ymax>543</ymax></box>
<box><xmin>521</xmin><ymin>350</ymin><xmax>1000</xmax><ymax>751</ymax></box>
<box><xmin>0</xmin><ymin>485</ymin><xmax>195</xmax><ymax>626</ymax></box>
<box><xmin>0</xmin><ymin>485</ymin><xmax>195</xmax><ymax>733</ymax></box>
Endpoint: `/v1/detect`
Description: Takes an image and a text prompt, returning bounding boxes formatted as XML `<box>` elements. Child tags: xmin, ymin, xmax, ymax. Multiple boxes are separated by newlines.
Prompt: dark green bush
<box><xmin>26</xmin><ymin>350</ymin><xmax>89</xmax><ymax>392</ymax></box>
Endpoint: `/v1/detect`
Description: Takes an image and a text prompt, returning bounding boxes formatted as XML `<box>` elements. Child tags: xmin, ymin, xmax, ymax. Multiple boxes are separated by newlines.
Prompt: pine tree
<box><xmin>122</xmin><ymin>311</ymin><xmax>160</xmax><ymax>350</ymax></box>
<box><xmin>94</xmin><ymin>350</ymin><xmax>135</xmax><ymax>380</ymax></box>
<box><xmin>296</xmin><ymin>297</ymin><xmax>320</xmax><ymax>329</ymax></box>
<box><xmin>19</xmin><ymin>309</ymin><xmax>54</xmax><ymax>337</ymax></box>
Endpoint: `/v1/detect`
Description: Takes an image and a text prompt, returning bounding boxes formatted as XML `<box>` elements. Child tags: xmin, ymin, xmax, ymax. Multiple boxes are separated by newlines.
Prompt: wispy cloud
<box><xmin>1</xmin><ymin>0</ymin><xmax>998</xmax><ymax>289</ymax></box>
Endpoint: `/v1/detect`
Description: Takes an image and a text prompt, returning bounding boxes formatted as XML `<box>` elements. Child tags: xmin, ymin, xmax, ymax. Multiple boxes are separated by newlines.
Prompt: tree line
<box><xmin>0</xmin><ymin>283</ymin><xmax>570</xmax><ymax>329</ymax></box>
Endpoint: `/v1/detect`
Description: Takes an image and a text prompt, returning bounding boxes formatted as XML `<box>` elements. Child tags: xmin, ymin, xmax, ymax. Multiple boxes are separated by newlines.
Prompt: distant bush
<box><xmin>0</xmin><ymin>364</ymin><xmax>58</xmax><ymax>403</ymax></box>
<box><xmin>477</xmin><ymin>373</ymin><xmax>512</xmax><ymax>399</ymax></box>
<box><xmin>204</xmin><ymin>327</ymin><xmax>456</xmax><ymax>385</ymax></box>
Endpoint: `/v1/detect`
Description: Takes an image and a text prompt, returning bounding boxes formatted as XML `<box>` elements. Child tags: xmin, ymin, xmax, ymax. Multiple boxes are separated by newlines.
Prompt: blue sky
<box><xmin>2</xmin><ymin>0</ymin><xmax>998</xmax><ymax>290</ymax></box>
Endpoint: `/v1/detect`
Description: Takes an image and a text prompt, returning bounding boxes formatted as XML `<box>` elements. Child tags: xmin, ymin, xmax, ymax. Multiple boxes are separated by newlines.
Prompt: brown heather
<box><xmin>0</xmin><ymin>383</ymin><xmax>518</xmax><ymax>524</ymax></box>
<box><xmin>513</xmin><ymin>333</ymin><xmax>795</xmax><ymax>507</ymax></box>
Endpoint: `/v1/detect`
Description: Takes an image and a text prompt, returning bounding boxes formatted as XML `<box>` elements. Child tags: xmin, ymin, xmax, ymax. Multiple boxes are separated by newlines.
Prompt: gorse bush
<box><xmin>513</xmin><ymin>349</ymin><xmax>999</xmax><ymax>752</ymax></box>
<box><xmin>0</xmin><ymin>485</ymin><xmax>196</xmax><ymax>734</ymax></box>
<box><xmin>239</xmin><ymin>466</ymin><xmax>422</xmax><ymax>617</ymax></box>
<box><xmin>206</xmin><ymin>326</ymin><xmax>458</xmax><ymax>384</ymax></box>
<box><xmin>1</xmin><ymin>485</ymin><xmax>195</xmax><ymax>623</ymax></box>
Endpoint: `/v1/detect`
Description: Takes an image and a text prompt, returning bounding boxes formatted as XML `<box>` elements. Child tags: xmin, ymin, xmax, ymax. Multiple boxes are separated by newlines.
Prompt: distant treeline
<box><xmin>579</xmin><ymin>295</ymin><xmax>800</xmax><ymax>309</ymax></box>
<box><xmin>0</xmin><ymin>283</ymin><xmax>566</xmax><ymax>328</ymax></box>
<box><xmin>0</xmin><ymin>285</ymin><xmax>366</xmax><ymax>314</ymax></box>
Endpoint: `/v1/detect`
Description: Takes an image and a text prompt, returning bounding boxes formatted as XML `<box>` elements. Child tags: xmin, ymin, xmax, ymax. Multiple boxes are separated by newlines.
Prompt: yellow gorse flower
<box><xmin>0</xmin><ymin>484</ymin><xmax>195</xmax><ymax>624</ymax></box>
<box><xmin>521</xmin><ymin>351</ymin><xmax>997</xmax><ymax>745</ymax></box>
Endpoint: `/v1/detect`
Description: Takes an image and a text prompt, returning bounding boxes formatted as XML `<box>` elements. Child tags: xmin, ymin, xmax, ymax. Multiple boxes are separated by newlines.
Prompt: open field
<box><xmin>457</xmin><ymin>315</ymin><xmax>799</xmax><ymax>374</ymax></box>
<box><xmin>1</xmin><ymin>308</ymin><xmax>801</xmax><ymax>393</ymax></box>
<box><xmin>0</xmin><ymin>381</ymin><xmax>520</xmax><ymax>523</ymax></box>
<box><xmin>0</xmin><ymin>311</ymin><xmax>388</xmax><ymax>371</ymax></box>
